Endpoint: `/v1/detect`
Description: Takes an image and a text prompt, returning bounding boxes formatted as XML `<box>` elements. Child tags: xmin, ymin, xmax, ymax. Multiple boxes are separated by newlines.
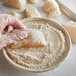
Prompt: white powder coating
<box><xmin>43</xmin><ymin>0</ymin><xmax>61</xmax><ymax>18</ymax></box>
<box><xmin>30</xmin><ymin>0</ymin><xmax>41</xmax><ymax>4</ymax></box>
<box><xmin>6</xmin><ymin>22</ymin><xmax>66</xmax><ymax>70</ymax></box>
<box><xmin>9</xmin><ymin>29</ymin><xmax>47</xmax><ymax>48</ymax></box>
<box><xmin>4</xmin><ymin>0</ymin><xmax>26</xmax><ymax>9</ymax></box>
<box><xmin>63</xmin><ymin>21</ymin><xmax>76</xmax><ymax>43</ymax></box>
<box><xmin>24</xmin><ymin>7</ymin><xmax>41</xmax><ymax>18</ymax></box>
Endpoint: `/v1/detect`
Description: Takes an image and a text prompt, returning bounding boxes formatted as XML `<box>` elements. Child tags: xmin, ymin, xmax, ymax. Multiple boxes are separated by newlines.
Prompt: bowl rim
<box><xmin>2</xmin><ymin>17</ymin><xmax>72</xmax><ymax>73</ymax></box>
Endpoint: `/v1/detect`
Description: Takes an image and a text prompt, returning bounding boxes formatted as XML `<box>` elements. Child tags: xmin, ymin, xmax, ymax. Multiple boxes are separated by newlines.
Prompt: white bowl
<box><xmin>2</xmin><ymin>18</ymin><xmax>71</xmax><ymax>73</ymax></box>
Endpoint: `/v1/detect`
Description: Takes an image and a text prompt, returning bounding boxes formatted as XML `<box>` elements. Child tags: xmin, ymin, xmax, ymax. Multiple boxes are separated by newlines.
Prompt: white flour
<box><xmin>6</xmin><ymin>23</ymin><xmax>66</xmax><ymax>70</ymax></box>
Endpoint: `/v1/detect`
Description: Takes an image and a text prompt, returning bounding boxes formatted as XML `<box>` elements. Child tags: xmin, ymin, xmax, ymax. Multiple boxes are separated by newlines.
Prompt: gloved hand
<box><xmin>0</xmin><ymin>14</ymin><xmax>28</xmax><ymax>49</ymax></box>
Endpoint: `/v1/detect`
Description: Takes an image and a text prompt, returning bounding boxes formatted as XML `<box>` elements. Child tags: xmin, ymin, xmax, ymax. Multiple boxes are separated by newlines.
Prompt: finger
<box><xmin>0</xmin><ymin>14</ymin><xmax>26</xmax><ymax>33</ymax></box>
<box><xmin>7</xmin><ymin>29</ymin><xmax>28</xmax><ymax>43</ymax></box>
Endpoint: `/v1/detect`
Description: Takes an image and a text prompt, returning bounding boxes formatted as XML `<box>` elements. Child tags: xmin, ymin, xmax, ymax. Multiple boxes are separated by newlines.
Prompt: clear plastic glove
<box><xmin>0</xmin><ymin>14</ymin><xmax>28</xmax><ymax>49</ymax></box>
